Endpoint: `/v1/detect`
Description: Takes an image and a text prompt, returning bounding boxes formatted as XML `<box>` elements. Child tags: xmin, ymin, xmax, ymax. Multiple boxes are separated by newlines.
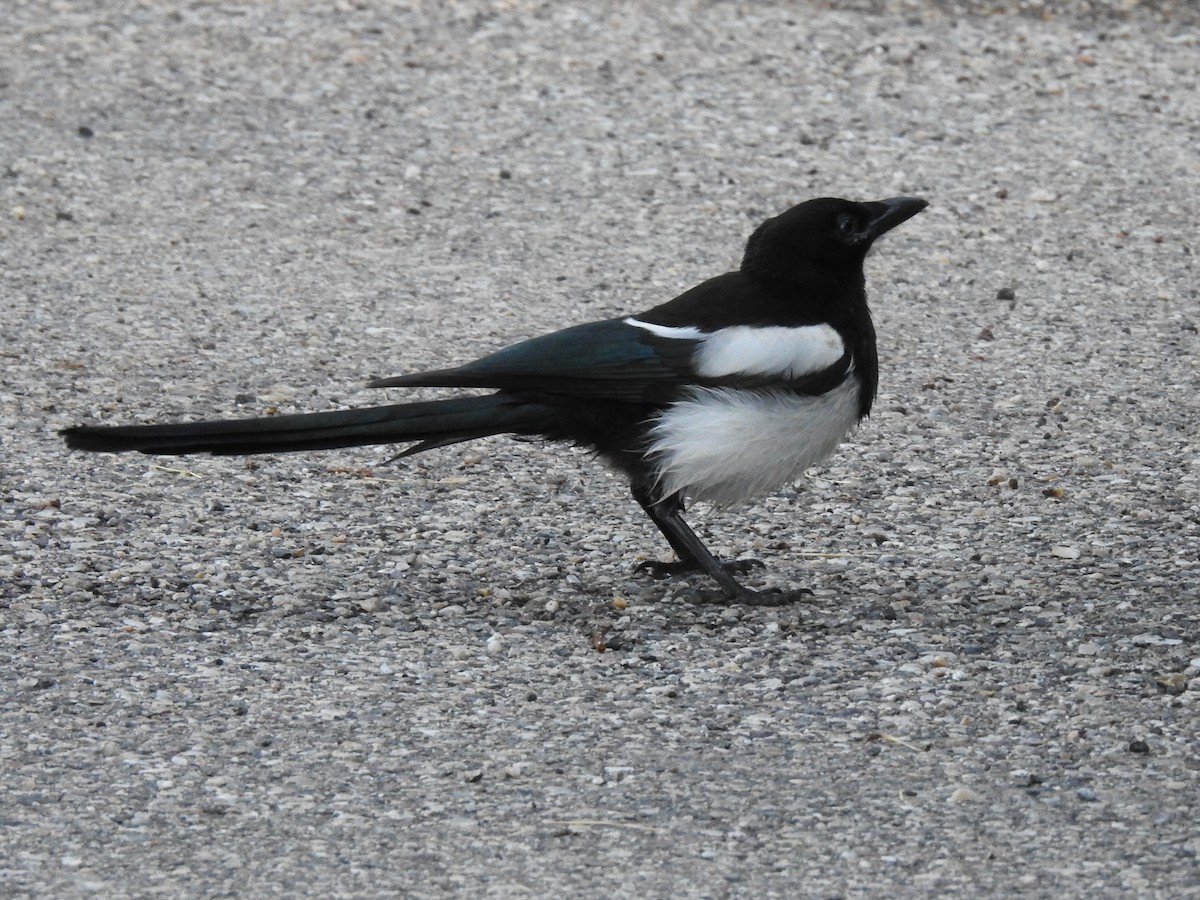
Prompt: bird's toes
<box><xmin>723</xmin><ymin>557</ymin><xmax>765</xmax><ymax>576</ymax></box>
<box><xmin>635</xmin><ymin>559</ymin><xmax>694</xmax><ymax>579</ymax></box>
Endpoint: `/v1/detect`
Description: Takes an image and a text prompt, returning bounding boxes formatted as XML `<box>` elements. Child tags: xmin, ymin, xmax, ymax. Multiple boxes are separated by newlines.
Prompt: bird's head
<box><xmin>741</xmin><ymin>196</ymin><xmax>927</xmax><ymax>286</ymax></box>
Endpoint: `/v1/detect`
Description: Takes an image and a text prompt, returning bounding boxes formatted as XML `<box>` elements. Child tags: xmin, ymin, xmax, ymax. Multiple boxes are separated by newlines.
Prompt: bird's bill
<box><xmin>864</xmin><ymin>196</ymin><xmax>928</xmax><ymax>241</ymax></box>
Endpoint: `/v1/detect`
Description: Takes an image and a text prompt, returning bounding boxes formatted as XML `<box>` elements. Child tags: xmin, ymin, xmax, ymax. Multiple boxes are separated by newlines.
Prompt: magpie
<box><xmin>62</xmin><ymin>196</ymin><xmax>927</xmax><ymax>604</ymax></box>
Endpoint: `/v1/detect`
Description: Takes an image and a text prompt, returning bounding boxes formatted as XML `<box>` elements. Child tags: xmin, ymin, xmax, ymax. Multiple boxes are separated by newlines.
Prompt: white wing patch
<box><xmin>625</xmin><ymin>318</ymin><xmax>846</xmax><ymax>381</ymax></box>
<box><xmin>694</xmin><ymin>324</ymin><xmax>846</xmax><ymax>380</ymax></box>
<box><xmin>623</xmin><ymin>318</ymin><xmax>704</xmax><ymax>341</ymax></box>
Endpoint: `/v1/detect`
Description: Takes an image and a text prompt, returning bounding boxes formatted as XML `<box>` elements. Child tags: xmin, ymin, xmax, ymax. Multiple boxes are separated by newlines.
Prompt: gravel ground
<box><xmin>2</xmin><ymin>1</ymin><xmax>1198</xmax><ymax>897</ymax></box>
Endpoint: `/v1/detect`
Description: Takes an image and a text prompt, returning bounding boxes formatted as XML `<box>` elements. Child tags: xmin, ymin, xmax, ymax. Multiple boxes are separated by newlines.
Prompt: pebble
<box><xmin>1155</xmin><ymin>673</ymin><xmax>1189</xmax><ymax>695</ymax></box>
<box><xmin>358</xmin><ymin>596</ymin><xmax>385</xmax><ymax>613</ymax></box>
<box><xmin>948</xmin><ymin>787</ymin><xmax>980</xmax><ymax>804</ymax></box>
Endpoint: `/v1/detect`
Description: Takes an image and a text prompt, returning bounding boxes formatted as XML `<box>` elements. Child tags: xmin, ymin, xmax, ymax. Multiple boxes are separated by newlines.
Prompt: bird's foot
<box><xmin>637</xmin><ymin>557</ymin><xmax>811</xmax><ymax>606</ymax></box>
<box><xmin>636</xmin><ymin>557</ymin><xmax>764</xmax><ymax>580</ymax></box>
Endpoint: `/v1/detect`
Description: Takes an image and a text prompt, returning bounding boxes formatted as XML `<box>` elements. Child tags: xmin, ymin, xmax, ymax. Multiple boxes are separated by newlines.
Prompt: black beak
<box><xmin>864</xmin><ymin>196</ymin><xmax>928</xmax><ymax>242</ymax></box>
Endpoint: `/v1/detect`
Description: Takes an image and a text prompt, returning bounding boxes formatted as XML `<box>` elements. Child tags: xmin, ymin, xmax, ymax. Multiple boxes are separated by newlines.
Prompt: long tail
<box><xmin>61</xmin><ymin>394</ymin><xmax>554</xmax><ymax>457</ymax></box>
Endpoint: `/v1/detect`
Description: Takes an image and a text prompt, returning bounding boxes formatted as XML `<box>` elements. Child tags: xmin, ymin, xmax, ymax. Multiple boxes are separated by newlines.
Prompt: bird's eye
<box><xmin>836</xmin><ymin>214</ymin><xmax>859</xmax><ymax>242</ymax></box>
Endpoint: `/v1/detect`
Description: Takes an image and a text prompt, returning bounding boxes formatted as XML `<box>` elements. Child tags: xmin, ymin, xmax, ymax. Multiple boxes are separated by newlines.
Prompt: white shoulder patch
<box><xmin>623</xmin><ymin>318</ymin><xmax>704</xmax><ymax>341</ymax></box>
<box><xmin>694</xmin><ymin>324</ymin><xmax>846</xmax><ymax>380</ymax></box>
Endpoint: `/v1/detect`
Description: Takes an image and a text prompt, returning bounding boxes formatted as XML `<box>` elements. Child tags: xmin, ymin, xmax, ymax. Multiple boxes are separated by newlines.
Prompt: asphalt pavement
<box><xmin>2</xmin><ymin>2</ymin><xmax>1197</xmax><ymax>897</ymax></box>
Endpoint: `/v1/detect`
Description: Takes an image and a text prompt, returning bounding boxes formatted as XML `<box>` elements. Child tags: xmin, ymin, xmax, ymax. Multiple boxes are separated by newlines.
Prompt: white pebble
<box><xmin>948</xmin><ymin>787</ymin><xmax>980</xmax><ymax>804</ymax></box>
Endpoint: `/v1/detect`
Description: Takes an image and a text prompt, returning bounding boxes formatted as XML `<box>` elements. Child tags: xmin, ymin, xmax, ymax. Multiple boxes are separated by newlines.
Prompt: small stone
<box><xmin>1077</xmin><ymin>787</ymin><xmax>1099</xmax><ymax>802</ymax></box>
<box><xmin>1128</xmin><ymin>739</ymin><xmax>1150</xmax><ymax>754</ymax></box>
<box><xmin>1050</xmin><ymin>546</ymin><xmax>1080</xmax><ymax>560</ymax></box>
<box><xmin>948</xmin><ymin>787</ymin><xmax>979</xmax><ymax>804</ymax></box>
<box><xmin>1155</xmin><ymin>673</ymin><xmax>1188</xmax><ymax>695</ymax></box>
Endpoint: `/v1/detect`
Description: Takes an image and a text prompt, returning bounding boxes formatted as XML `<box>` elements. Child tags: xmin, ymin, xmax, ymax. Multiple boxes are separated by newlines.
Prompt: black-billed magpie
<box><xmin>62</xmin><ymin>196</ymin><xmax>926</xmax><ymax>604</ymax></box>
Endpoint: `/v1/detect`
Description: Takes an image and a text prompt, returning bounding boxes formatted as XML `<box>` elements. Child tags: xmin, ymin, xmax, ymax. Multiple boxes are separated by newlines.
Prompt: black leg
<box><xmin>631</xmin><ymin>485</ymin><xmax>798</xmax><ymax>605</ymax></box>
<box><xmin>632</xmin><ymin>490</ymin><xmax>701</xmax><ymax>567</ymax></box>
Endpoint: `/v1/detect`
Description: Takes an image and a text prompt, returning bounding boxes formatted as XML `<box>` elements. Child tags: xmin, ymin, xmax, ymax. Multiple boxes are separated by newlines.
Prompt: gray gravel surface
<box><xmin>3</xmin><ymin>1</ymin><xmax>1198</xmax><ymax>898</ymax></box>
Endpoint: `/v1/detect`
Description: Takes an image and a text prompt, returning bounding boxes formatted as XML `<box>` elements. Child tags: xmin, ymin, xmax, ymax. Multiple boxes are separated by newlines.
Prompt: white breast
<box><xmin>646</xmin><ymin>378</ymin><xmax>862</xmax><ymax>507</ymax></box>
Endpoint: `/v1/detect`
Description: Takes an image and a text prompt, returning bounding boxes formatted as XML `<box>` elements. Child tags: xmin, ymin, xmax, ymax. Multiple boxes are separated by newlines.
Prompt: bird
<box><xmin>62</xmin><ymin>195</ymin><xmax>927</xmax><ymax>604</ymax></box>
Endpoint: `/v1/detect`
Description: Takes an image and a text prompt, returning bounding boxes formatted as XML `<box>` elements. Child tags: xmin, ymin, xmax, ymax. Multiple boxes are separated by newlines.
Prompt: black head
<box><xmin>741</xmin><ymin>196</ymin><xmax>927</xmax><ymax>286</ymax></box>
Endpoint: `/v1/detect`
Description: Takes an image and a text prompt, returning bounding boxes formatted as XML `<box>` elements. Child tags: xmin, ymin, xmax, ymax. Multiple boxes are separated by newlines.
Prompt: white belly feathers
<box><xmin>646</xmin><ymin>377</ymin><xmax>862</xmax><ymax>507</ymax></box>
